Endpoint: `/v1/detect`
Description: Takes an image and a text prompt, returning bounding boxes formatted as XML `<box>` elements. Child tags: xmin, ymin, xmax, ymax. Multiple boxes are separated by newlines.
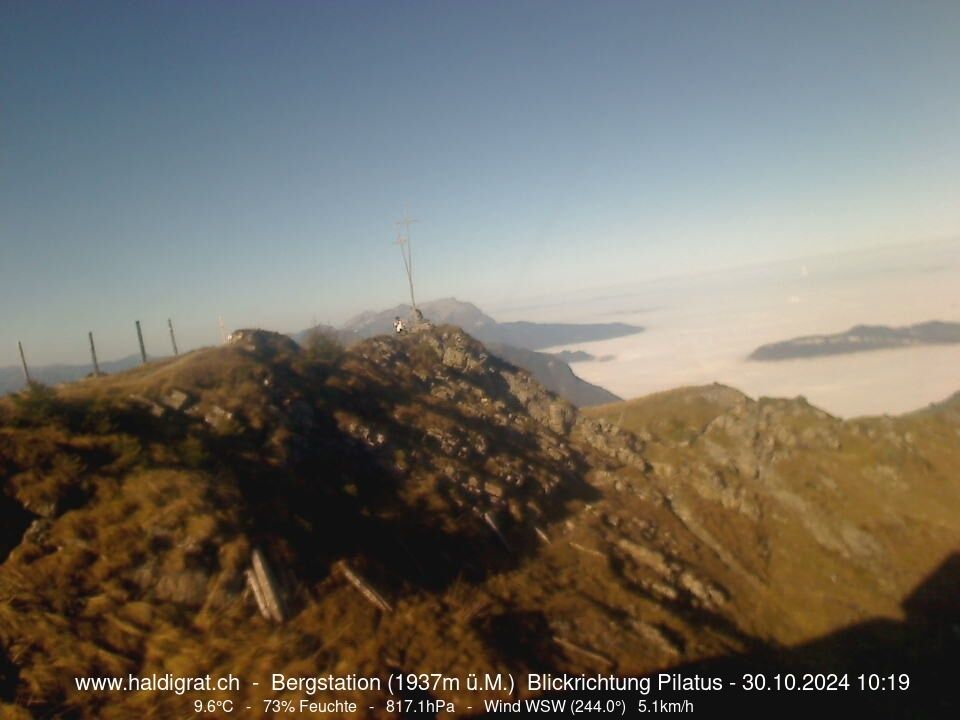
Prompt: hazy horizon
<box><xmin>516</xmin><ymin>238</ymin><xmax>960</xmax><ymax>417</ymax></box>
<box><xmin>4</xmin><ymin>235</ymin><xmax>958</xmax><ymax>419</ymax></box>
<box><xmin>3</xmin><ymin>1</ymin><xmax>959</xmax><ymax>366</ymax></box>
<box><xmin>2</xmin><ymin>236</ymin><xmax>954</xmax><ymax>368</ymax></box>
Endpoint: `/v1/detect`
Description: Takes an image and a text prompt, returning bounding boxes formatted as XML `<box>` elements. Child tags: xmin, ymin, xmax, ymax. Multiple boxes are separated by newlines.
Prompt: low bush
<box><xmin>302</xmin><ymin>329</ymin><xmax>345</xmax><ymax>364</ymax></box>
<box><xmin>8</xmin><ymin>383</ymin><xmax>65</xmax><ymax>427</ymax></box>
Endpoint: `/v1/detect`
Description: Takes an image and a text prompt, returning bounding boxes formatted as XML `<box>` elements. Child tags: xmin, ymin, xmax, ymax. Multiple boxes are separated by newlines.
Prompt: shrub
<box><xmin>302</xmin><ymin>329</ymin><xmax>345</xmax><ymax>364</ymax></box>
<box><xmin>9</xmin><ymin>383</ymin><xmax>64</xmax><ymax>427</ymax></box>
<box><xmin>408</xmin><ymin>338</ymin><xmax>440</xmax><ymax>367</ymax></box>
<box><xmin>77</xmin><ymin>397</ymin><xmax>117</xmax><ymax>435</ymax></box>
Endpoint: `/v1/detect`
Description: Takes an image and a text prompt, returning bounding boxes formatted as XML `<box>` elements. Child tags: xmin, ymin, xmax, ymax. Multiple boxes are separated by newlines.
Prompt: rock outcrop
<box><xmin>1</xmin><ymin>329</ymin><xmax>958</xmax><ymax>718</ymax></box>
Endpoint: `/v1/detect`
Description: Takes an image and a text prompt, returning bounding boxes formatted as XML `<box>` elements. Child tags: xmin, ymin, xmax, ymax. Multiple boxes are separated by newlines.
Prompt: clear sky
<box><xmin>2</xmin><ymin>0</ymin><xmax>959</xmax><ymax>364</ymax></box>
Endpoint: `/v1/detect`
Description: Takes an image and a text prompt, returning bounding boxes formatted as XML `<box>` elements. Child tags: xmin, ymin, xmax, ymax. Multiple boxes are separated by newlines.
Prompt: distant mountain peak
<box><xmin>750</xmin><ymin>320</ymin><xmax>960</xmax><ymax>361</ymax></box>
<box><xmin>333</xmin><ymin>298</ymin><xmax>635</xmax><ymax>406</ymax></box>
<box><xmin>339</xmin><ymin>297</ymin><xmax>643</xmax><ymax>350</ymax></box>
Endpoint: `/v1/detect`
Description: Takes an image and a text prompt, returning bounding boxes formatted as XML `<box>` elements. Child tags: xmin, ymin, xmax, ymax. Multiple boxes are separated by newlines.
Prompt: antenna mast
<box><xmin>394</xmin><ymin>209</ymin><xmax>418</xmax><ymax>310</ymax></box>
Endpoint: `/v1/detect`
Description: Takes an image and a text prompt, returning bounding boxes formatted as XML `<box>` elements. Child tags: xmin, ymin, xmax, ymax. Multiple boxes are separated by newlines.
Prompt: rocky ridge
<box><xmin>0</xmin><ymin>327</ymin><xmax>957</xmax><ymax>717</ymax></box>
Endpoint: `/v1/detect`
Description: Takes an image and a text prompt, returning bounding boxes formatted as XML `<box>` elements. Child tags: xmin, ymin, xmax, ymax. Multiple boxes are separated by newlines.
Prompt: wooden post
<box><xmin>17</xmin><ymin>341</ymin><xmax>30</xmax><ymax>384</ymax></box>
<box><xmin>168</xmin><ymin>318</ymin><xmax>179</xmax><ymax>356</ymax></box>
<box><xmin>334</xmin><ymin>560</ymin><xmax>393</xmax><ymax>612</ymax></box>
<box><xmin>483</xmin><ymin>511</ymin><xmax>511</xmax><ymax>551</ymax></box>
<box><xmin>247</xmin><ymin>548</ymin><xmax>286</xmax><ymax>622</ymax></box>
<box><xmin>135</xmin><ymin>321</ymin><xmax>147</xmax><ymax>364</ymax></box>
<box><xmin>552</xmin><ymin>635</ymin><xmax>614</xmax><ymax>670</ymax></box>
<box><xmin>88</xmin><ymin>332</ymin><xmax>101</xmax><ymax>377</ymax></box>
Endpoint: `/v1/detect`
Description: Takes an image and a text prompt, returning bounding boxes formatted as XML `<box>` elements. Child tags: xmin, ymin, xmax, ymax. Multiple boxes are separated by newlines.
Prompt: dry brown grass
<box><xmin>1</xmin><ymin>336</ymin><xmax>958</xmax><ymax>717</ymax></box>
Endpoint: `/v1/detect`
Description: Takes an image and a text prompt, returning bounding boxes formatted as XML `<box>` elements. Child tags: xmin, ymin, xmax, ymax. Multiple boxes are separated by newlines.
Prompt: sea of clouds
<box><xmin>493</xmin><ymin>239</ymin><xmax>960</xmax><ymax>418</ymax></box>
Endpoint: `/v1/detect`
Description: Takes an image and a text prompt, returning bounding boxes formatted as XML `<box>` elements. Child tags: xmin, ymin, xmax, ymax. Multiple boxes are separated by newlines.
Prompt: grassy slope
<box><xmin>0</xmin><ymin>338</ymin><xmax>957</xmax><ymax>718</ymax></box>
<box><xmin>585</xmin><ymin>386</ymin><xmax>960</xmax><ymax>642</ymax></box>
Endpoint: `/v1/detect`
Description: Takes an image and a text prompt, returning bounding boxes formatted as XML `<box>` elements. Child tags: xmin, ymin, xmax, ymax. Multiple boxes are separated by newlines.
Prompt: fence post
<box><xmin>168</xmin><ymin>318</ymin><xmax>179</xmax><ymax>356</ymax></box>
<box><xmin>135</xmin><ymin>321</ymin><xmax>147</xmax><ymax>364</ymax></box>
<box><xmin>88</xmin><ymin>332</ymin><xmax>101</xmax><ymax>376</ymax></box>
<box><xmin>17</xmin><ymin>341</ymin><xmax>30</xmax><ymax>384</ymax></box>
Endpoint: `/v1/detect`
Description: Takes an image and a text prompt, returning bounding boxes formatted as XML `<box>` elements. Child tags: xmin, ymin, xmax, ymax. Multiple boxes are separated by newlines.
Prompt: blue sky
<box><xmin>1</xmin><ymin>0</ymin><xmax>959</xmax><ymax>364</ymax></box>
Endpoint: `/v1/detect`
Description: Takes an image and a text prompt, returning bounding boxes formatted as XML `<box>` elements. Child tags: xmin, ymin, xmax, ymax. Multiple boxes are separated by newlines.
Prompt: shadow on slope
<box><xmin>0</xmin><ymin>327</ymin><xmax>605</xmax><ymax>716</ymax></box>
<box><xmin>482</xmin><ymin>553</ymin><xmax>960</xmax><ymax>717</ymax></box>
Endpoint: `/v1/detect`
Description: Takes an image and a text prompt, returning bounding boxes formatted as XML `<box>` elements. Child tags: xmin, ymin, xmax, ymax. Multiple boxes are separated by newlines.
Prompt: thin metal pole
<box><xmin>168</xmin><ymin>318</ymin><xmax>179</xmax><ymax>356</ymax></box>
<box><xmin>404</xmin><ymin>239</ymin><xmax>416</xmax><ymax>310</ymax></box>
<box><xmin>88</xmin><ymin>332</ymin><xmax>101</xmax><ymax>377</ymax></box>
<box><xmin>135</xmin><ymin>320</ymin><xmax>147</xmax><ymax>364</ymax></box>
<box><xmin>396</xmin><ymin>234</ymin><xmax>417</xmax><ymax>310</ymax></box>
<box><xmin>395</xmin><ymin>210</ymin><xmax>418</xmax><ymax>310</ymax></box>
<box><xmin>17</xmin><ymin>341</ymin><xmax>30</xmax><ymax>384</ymax></box>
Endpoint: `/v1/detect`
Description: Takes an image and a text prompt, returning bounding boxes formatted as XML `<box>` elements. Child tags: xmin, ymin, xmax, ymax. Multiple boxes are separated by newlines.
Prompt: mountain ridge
<box><xmin>749</xmin><ymin>320</ymin><xmax>960</xmax><ymax>361</ymax></box>
<box><xmin>341</xmin><ymin>297</ymin><xmax>644</xmax><ymax>350</ymax></box>
<box><xmin>2</xmin><ymin>299</ymin><xmax>628</xmax><ymax>407</ymax></box>
<box><xmin>1</xmin><ymin>326</ymin><xmax>957</xmax><ymax>716</ymax></box>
